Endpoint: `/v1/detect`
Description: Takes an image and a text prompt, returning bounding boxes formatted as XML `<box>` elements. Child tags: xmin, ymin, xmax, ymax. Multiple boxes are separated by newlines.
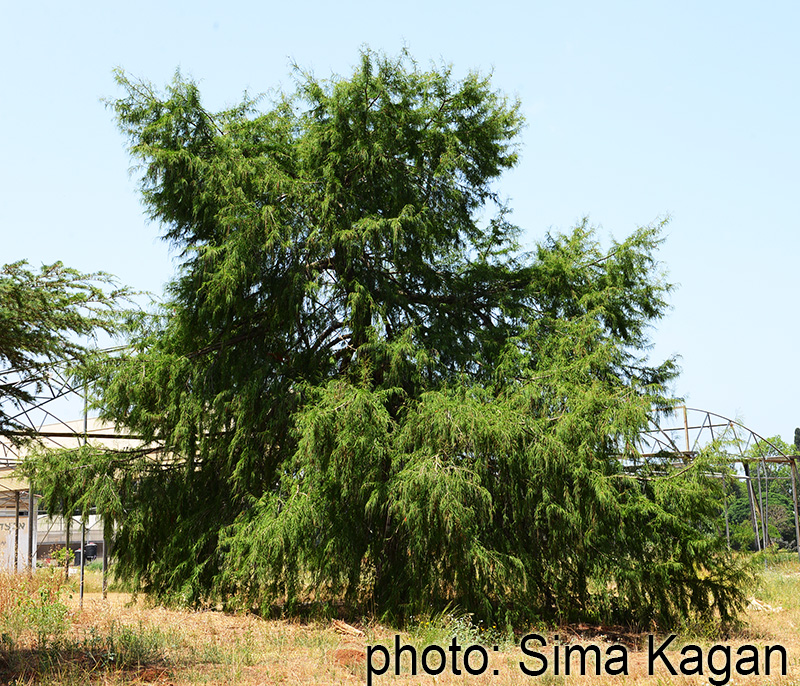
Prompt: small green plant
<box><xmin>50</xmin><ymin>546</ymin><xmax>74</xmax><ymax>568</ymax></box>
<box><xmin>409</xmin><ymin>608</ymin><xmax>514</xmax><ymax>651</ymax></box>
<box><xmin>0</xmin><ymin>570</ymin><xmax>70</xmax><ymax>651</ymax></box>
<box><xmin>0</xmin><ymin>570</ymin><xmax>185</xmax><ymax>682</ymax></box>
<box><xmin>102</xmin><ymin>620</ymin><xmax>177</xmax><ymax>669</ymax></box>
<box><xmin>22</xmin><ymin>588</ymin><xmax>70</xmax><ymax>649</ymax></box>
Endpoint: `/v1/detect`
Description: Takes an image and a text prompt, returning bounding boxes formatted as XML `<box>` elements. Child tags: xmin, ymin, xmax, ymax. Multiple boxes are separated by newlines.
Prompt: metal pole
<box><xmin>80</xmin><ymin>386</ymin><xmax>87</xmax><ymax>605</ymax></box>
<box><xmin>723</xmin><ymin>471</ymin><xmax>730</xmax><ymax>550</ymax></box>
<box><xmin>64</xmin><ymin>512</ymin><xmax>71</xmax><ymax>583</ymax></box>
<box><xmin>756</xmin><ymin>461</ymin><xmax>768</xmax><ymax>548</ymax></box>
<box><xmin>683</xmin><ymin>406</ymin><xmax>691</xmax><ymax>459</ymax></box>
<box><xmin>79</xmin><ymin>521</ymin><xmax>86</xmax><ymax>609</ymax></box>
<box><xmin>764</xmin><ymin>459</ymin><xmax>770</xmax><ymax>548</ymax></box>
<box><xmin>102</xmin><ymin>521</ymin><xmax>109</xmax><ymax>600</ymax></box>
<box><xmin>14</xmin><ymin>491</ymin><xmax>20</xmax><ymax>572</ymax></box>
<box><xmin>743</xmin><ymin>463</ymin><xmax>762</xmax><ymax>551</ymax></box>
<box><xmin>790</xmin><ymin>458</ymin><xmax>800</xmax><ymax>563</ymax></box>
<box><xmin>27</xmin><ymin>486</ymin><xmax>34</xmax><ymax>574</ymax></box>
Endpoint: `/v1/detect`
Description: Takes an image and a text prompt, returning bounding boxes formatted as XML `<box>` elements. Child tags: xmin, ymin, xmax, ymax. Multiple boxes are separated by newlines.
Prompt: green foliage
<box><xmin>99</xmin><ymin>621</ymin><xmax>178</xmax><ymax>669</ymax></box>
<box><xmin>0</xmin><ymin>571</ymin><xmax>70</xmax><ymax>650</ymax></box>
<box><xmin>50</xmin><ymin>547</ymin><xmax>73</xmax><ymax>568</ymax></box>
<box><xmin>0</xmin><ymin>261</ymin><xmax>129</xmax><ymax>441</ymax></box>
<box><xmin>24</xmin><ymin>49</ymin><xmax>753</xmax><ymax>630</ymax></box>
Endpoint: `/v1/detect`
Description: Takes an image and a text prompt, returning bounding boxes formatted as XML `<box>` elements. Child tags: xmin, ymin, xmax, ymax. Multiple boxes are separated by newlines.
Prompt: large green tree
<box><xmin>27</xmin><ymin>50</ymin><xmax>751</xmax><ymax>628</ymax></box>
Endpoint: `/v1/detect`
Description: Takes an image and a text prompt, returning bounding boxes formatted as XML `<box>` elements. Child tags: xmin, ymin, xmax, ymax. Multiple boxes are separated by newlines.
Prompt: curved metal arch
<box><xmin>0</xmin><ymin>347</ymin><xmax>137</xmax><ymax>467</ymax></box>
<box><xmin>635</xmin><ymin>406</ymin><xmax>800</xmax><ymax>557</ymax></box>
<box><xmin>637</xmin><ymin>406</ymin><xmax>792</xmax><ymax>464</ymax></box>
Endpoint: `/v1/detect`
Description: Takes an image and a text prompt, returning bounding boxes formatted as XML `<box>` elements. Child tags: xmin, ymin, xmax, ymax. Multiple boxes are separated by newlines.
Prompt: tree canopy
<box><xmin>23</xmin><ymin>50</ymin><xmax>752</xmax><ymax>629</ymax></box>
<box><xmin>0</xmin><ymin>261</ymin><xmax>127</xmax><ymax>442</ymax></box>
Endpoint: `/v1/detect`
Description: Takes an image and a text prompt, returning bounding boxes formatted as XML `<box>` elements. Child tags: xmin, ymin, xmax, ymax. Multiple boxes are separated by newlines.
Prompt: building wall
<box><xmin>0</xmin><ymin>417</ymin><xmax>140</xmax><ymax>571</ymax></box>
<box><xmin>0</xmin><ymin>501</ymin><xmax>37</xmax><ymax>571</ymax></box>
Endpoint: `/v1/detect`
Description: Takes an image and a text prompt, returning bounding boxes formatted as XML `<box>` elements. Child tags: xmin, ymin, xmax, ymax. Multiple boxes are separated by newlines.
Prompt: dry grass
<box><xmin>2</xmin><ymin>557</ymin><xmax>800</xmax><ymax>685</ymax></box>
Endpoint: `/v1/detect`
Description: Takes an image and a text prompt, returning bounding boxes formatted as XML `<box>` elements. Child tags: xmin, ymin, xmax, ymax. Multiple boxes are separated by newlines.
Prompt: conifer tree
<box><xmin>25</xmin><ymin>49</ymin><xmax>751</xmax><ymax>628</ymax></box>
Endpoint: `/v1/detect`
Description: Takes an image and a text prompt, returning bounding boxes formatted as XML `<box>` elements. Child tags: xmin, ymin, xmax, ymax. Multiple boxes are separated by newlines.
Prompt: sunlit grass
<box><xmin>2</xmin><ymin>559</ymin><xmax>800</xmax><ymax>684</ymax></box>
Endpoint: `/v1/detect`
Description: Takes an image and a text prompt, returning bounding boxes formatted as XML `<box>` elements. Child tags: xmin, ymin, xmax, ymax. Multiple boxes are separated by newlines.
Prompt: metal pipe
<box><xmin>79</xmin><ymin>521</ymin><xmax>86</xmax><ymax>609</ymax></box>
<box><xmin>81</xmin><ymin>385</ymin><xmax>87</xmax><ymax>605</ymax></box>
<box><xmin>14</xmin><ymin>491</ymin><xmax>20</xmax><ymax>572</ymax></box>
<box><xmin>64</xmin><ymin>512</ymin><xmax>71</xmax><ymax>583</ymax></box>
<box><xmin>102</xmin><ymin>521</ymin><xmax>109</xmax><ymax>600</ymax></box>
<box><xmin>683</xmin><ymin>406</ymin><xmax>691</xmax><ymax>458</ymax></box>
<box><xmin>743</xmin><ymin>463</ymin><xmax>762</xmax><ymax>551</ymax></box>
<box><xmin>756</xmin><ymin>461</ymin><xmax>768</xmax><ymax>548</ymax></box>
<box><xmin>27</xmin><ymin>486</ymin><xmax>34</xmax><ymax>574</ymax></box>
<box><xmin>790</xmin><ymin>458</ymin><xmax>800</xmax><ymax>563</ymax></box>
<box><xmin>723</xmin><ymin>471</ymin><xmax>730</xmax><ymax>550</ymax></box>
<box><xmin>764</xmin><ymin>459</ymin><xmax>770</xmax><ymax>547</ymax></box>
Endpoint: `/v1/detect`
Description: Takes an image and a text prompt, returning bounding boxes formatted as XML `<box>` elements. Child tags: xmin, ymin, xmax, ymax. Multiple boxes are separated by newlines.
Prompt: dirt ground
<box><xmin>5</xmin><ymin>562</ymin><xmax>800</xmax><ymax>685</ymax></box>
<box><xmin>65</xmin><ymin>575</ymin><xmax>800</xmax><ymax>685</ymax></box>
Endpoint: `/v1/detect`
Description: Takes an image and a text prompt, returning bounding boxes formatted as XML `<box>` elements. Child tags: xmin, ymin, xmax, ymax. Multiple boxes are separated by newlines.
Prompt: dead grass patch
<box><xmin>2</xmin><ymin>563</ymin><xmax>800</xmax><ymax>684</ymax></box>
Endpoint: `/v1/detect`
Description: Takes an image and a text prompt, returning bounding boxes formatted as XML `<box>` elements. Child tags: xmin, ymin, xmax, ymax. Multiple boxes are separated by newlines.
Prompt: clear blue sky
<box><xmin>1</xmin><ymin>1</ymin><xmax>797</xmax><ymax>442</ymax></box>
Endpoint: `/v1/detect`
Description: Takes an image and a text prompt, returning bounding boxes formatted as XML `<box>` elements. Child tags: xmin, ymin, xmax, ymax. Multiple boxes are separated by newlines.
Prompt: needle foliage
<box><xmin>27</xmin><ymin>49</ymin><xmax>752</xmax><ymax>628</ymax></box>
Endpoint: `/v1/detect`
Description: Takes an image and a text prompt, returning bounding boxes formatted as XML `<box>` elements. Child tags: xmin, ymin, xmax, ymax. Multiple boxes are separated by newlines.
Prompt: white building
<box><xmin>0</xmin><ymin>417</ymin><xmax>142</xmax><ymax>570</ymax></box>
<box><xmin>0</xmin><ymin>468</ymin><xmax>37</xmax><ymax>570</ymax></box>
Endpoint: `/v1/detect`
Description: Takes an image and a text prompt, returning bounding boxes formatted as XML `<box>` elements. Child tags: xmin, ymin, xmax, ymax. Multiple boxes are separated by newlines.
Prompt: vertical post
<box><xmin>723</xmin><ymin>470</ymin><xmax>730</xmax><ymax>550</ymax></box>
<box><xmin>683</xmin><ymin>406</ymin><xmax>690</xmax><ymax>458</ymax></box>
<box><xmin>14</xmin><ymin>491</ymin><xmax>20</xmax><ymax>572</ymax></box>
<box><xmin>27</xmin><ymin>486</ymin><xmax>34</xmax><ymax>574</ymax></box>
<box><xmin>79</xmin><ymin>521</ymin><xmax>86</xmax><ymax>609</ymax></box>
<box><xmin>102</xmin><ymin>521</ymin><xmax>109</xmax><ymax>600</ymax></box>
<box><xmin>64</xmin><ymin>513</ymin><xmax>71</xmax><ymax>583</ymax></box>
<box><xmin>756</xmin><ymin>461</ymin><xmax>768</xmax><ymax>548</ymax></box>
<box><xmin>790</xmin><ymin>458</ymin><xmax>800</xmax><ymax>564</ymax></box>
<box><xmin>764</xmin><ymin>459</ymin><xmax>770</xmax><ymax>548</ymax></box>
<box><xmin>743</xmin><ymin>463</ymin><xmax>762</xmax><ymax>551</ymax></box>
<box><xmin>80</xmin><ymin>386</ymin><xmax>88</xmax><ymax>605</ymax></box>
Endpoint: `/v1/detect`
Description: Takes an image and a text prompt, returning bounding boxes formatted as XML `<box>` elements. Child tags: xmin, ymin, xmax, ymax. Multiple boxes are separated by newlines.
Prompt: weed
<box><xmin>407</xmin><ymin>607</ymin><xmax>515</xmax><ymax>653</ymax></box>
<box><xmin>4</xmin><ymin>561</ymin><xmax>800</xmax><ymax>683</ymax></box>
<box><xmin>0</xmin><ymin>569</ymin><xmax>70</xmax><ymax>650</ymax></box>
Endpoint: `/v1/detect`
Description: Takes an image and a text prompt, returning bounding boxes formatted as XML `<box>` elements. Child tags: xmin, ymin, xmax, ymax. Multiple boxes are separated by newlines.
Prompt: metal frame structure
<box><xmin>635</xmin><ymin>406</ymin><xmax>800</xmax><ymax>557</ymax></box>
<box><xmin>0</xmin><ymin>357</ymin><xmax>140</xmax><ymax>601</ymax></box>
<box><xmin>0</xmin><ymin>357</ymin><xmax>138</xmax><ymax>462</ymax></box>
